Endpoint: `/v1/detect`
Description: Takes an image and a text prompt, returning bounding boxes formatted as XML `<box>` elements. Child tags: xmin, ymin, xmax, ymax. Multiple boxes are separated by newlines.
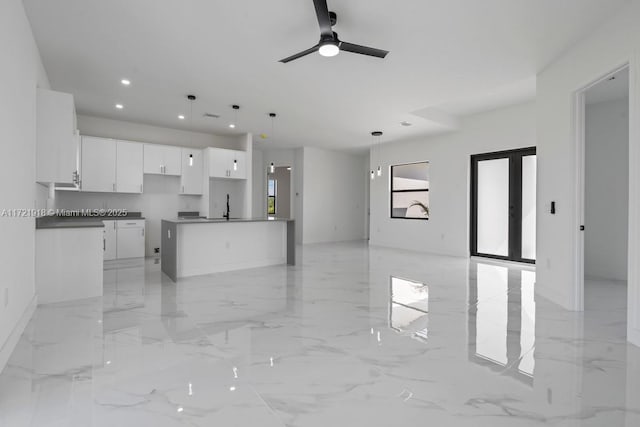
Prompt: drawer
<box><xmin>117</xmin><ymin>220</ymin><xmax>145</xmax><ymax>229</ymax></box>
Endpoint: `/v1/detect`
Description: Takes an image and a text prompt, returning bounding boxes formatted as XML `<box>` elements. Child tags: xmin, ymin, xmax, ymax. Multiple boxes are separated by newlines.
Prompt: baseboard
<box><xmin>0</xmin><ymin>295</ymin><xmax>37</xmax><ymax>374</ymax></box>
<box><xmin>535</xmin><ymin>281</ymin><xmax>579</xmax><ymax>311</ymax></box>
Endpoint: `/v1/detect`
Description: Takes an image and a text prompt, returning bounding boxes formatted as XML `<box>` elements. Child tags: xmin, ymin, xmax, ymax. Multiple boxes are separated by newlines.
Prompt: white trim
<box><xmin>0</xmin><ymin>295</ymin><xmax>37</xmax><ymax>374</ymax></box>
<box><xmin>572</xmin><ymin>90</ymin><xmax>586</xmax><ymax>311</ymax></box>
<box><xmin>628</xmin><ymin>55</ymin><xmax>640</xmax><ymax>347</ymax></box>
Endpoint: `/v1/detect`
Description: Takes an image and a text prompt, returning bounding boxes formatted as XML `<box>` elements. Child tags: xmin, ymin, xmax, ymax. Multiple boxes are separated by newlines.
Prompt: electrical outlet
<box><xmin>154</xmin><ymin>247</ymin><xmax>160</xmax><ymax>254</ymax></box>
<box><xmin>4</xmin><ymin>288</ymin><xmax>8</xmax><ymax>308</ymax></box>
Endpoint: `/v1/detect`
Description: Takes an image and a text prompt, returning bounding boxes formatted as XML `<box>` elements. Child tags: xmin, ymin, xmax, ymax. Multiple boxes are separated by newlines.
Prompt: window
<box><xmin>267</xmin><ymin>178</ymin><xmax>277</xmax><ymax>215</ymax></box>
<box><xmin>391</xmin><ymin>162</ymin><xmax>429</xmax><ymax>219</ymax></box>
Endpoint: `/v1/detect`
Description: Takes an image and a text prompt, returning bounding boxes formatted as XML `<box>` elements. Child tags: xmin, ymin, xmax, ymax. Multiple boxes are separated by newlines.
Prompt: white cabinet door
<box><xmin>36</xmin><ymin>88</ymin><xmax>79</xmax><ymax>185</ymax></box>
<box><xmin>209</xmin><ymin>148</ymin><xmax>231</xmax><ymax>178</ymax></box>
<box><xmin>229</xmin><ymin>150</ymin><xmax>247</xmax><ymax>179</ymax></box>
<box><xmin>181</xmin><ymin>148</ymin><xmax>203</xmax><ymax>195</ymax></box>
<box><xmin>116</xmin><ymin>141</ymin><xmax>143</xmax><ymax>193</ymax></box>
<box><xmin>143</xmin><ymin>144</ymin><xmax>165</xmax><ymax>174</ymax></box>
<box><xmin>81</xmin><ymin>136</ymin><xmax>116</xmax><ymax>192</ymax></box>
<box><xmin>116</xmin><ymin>222</ymin><xmax>145</xmax><ymax>259</ymax></box>
<box><xmin>103</xmin><ymin>220</ymin><xmax>117</xmax><ymax>261</ymax></box>
<box><xmin>144</xmin><ymin>144</ymin><xmax>182</xmax><ymax>176</ymax></box>
<box><xmin>163</xmin><ymin>146</ymin><xmax>182</xmax><ymax>176</ymax></box>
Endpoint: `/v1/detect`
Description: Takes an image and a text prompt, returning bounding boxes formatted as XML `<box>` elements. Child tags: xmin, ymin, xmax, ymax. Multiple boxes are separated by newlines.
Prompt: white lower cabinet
<box><xmin>116</xmin><ymin>220</ymin><xmax>146</xmax><ymax>259</ymax></box>
<box><xmin>103</xmin><ymin>220</ymin><xmax>117</xmax><ymax>261</ymax></box>
<box><xmin>103</xmin><ymin>220</ymin><xmax>145</xmax><ymax>260</ymax></box>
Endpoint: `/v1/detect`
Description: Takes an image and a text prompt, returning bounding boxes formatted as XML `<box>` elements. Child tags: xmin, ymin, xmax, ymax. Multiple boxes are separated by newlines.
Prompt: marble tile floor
<box><xmin>0</xmin><ymin>241</ymin><xmax>639</xmax><ymax>426</ymax></box>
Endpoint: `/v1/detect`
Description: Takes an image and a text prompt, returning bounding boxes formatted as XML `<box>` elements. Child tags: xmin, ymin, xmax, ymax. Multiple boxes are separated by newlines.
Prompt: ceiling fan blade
<box><xmin>339</xmin><ymin>41</ymin><xmax>389</xmax><ymax>59</ymax></box>
<box><xmin>279</xmin><ymin>45</ymin><xmax>319</xmax><ymax>63</ymax></box>
<box><xmin>312</xmin><ymin>0</ymin><xmax>333</xmax><ymax>37</ymax></box>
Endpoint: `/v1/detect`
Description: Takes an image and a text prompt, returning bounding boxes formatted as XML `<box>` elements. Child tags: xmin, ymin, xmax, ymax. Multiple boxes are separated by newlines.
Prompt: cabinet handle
<box><xmin>142</xmin><ymin>228</ymin><xmax>145</xmax><ymax>237</ymax></box>
<box><xmin>168</xmin><ymin>229</ymin><xmax>171</xmax><ymax>239</ymax></box>
<box><xmin>182</xmin><ymin>185</ymin><xmax>184</xmax><ymax>193</ymax></box>
<box><xmin>113</xmin><ymin>183</ymin><xmax>116</xmax><ymax>192</ymax></box>
<box><xmin>103</xmin><ymin>238</ymin><xmax>105</xmax><ymax>251</ymax></box>
<box><xmin>140</xmin><ymin>184</ymin><xmax>143</xmax><ymax>192</ymax></box>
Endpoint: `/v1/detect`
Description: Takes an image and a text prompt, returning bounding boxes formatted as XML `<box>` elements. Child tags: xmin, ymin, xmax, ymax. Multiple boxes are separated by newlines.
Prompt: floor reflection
<box><xmin>389</xmin><ymin>276</ymin><xmax>429</xmax><ymax>341</ymax></box>
<box><xmin>468</xmin><ymin>261</ymin><xmax>536</xmax><ymax>384</ymax></box>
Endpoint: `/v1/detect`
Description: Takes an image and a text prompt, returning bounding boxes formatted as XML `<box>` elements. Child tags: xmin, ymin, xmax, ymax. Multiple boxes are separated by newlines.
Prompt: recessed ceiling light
<box><xmin>229</xmin><ymin>124</ymin><xmax>236</xmax><ymax>129</ymax></box>
<box><xmin>400</xmin><ymin>121</ymin><xmax>412</xmax><ymax>127</ymax></box>
<box><xmin>178</xmin><ymin>115</ymin><xmax>185</xmax><ymax>120</ymax></box>
<box><xmin>115</xmin><ymin>104</ymin><xmax>124</xmax><ymax>109</ymax></box>
<box><xmin>121</xmin><ymin>79</ymin><xmax>131</xmax><ymax>86</ymax></box>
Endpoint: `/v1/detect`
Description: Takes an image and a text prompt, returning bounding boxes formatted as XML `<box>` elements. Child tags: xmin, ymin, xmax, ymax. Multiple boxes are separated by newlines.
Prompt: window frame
<box><xmin>267</xmin><ymin>177</ymin><xmax>277</xmax><ymax>215</ymax></box>
<box><xmin>390</xmin><ymin>161</ymin><xmax>430</xmax><ymax>221</ymax></box>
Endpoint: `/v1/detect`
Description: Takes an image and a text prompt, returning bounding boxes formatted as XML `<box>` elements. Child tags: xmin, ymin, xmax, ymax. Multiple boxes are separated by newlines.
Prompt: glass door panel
<box><xmin>476</xmin><ymin>158</ymin><xmax>510</xmax><ymax>257</ymax></box>
<box><xmin>521</xmin><ymin>155</ymin><xmax>537</xmax><ymax>261</ymax></box>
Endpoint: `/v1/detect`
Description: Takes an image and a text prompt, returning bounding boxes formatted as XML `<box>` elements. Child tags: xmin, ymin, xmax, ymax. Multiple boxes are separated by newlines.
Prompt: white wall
<box><xmin>77</xmin><ymin>115</ymin><xmax>242</xmax><ymax>150</ymax></box>
<box><xmin>294</xmin><ymin>148</ymin><xmax>304</xmax><ymax>244</ymax></box>
<box><xmin>585</xmin><ymin>98</ymin><xmax>629</xmax><ymax>281</ymax></box>
<box><xmin>369</xmin><ymin>102</ymin><xmax>536</xmax><ymax>257</ymax></box>
<box><xmin>535</xmin><ymin>0</ymin><xmax>640</xmax><ymax>346</ymax></box>
<box><xmin>0</xmin><ymin>0</ymin><xmax>50</xmax><ymax>368</ymax></box>
<box><xmin>302</xmin><ymin>147</ymin><xmax>368</xmax><ymax>244</ymax></box>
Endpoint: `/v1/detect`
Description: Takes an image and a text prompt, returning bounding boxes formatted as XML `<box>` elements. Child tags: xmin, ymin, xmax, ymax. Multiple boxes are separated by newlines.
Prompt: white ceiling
<box><xmin>586</xmin><ymin>68</ymin><xmax>629</xmax><ymax>105</ymax></box>
<box><xmin>24</xmin><ymin>0</ymin><xmax>628</xmax><ymax>150</ymax></box>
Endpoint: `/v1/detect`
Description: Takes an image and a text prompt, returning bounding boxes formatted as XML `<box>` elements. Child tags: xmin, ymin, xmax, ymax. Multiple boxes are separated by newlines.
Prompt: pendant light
<box><xmin>372</xmin><ymin>131</ymin><xmax>383</xmax><ymax>177</ymax></box>
<box><xmin>229</xmin><ymin>104</ymin><xmax>240</xmax><ymax>129</ymax></box>
<box><xmin>187</xmin><ymin>95</ymin><xmax>196</xmax><ymax>167</ymax></box>
<box><xmin>269</xmin><ymin>113</ymin><xmax>277</xmax><ymax>174</ymax></box>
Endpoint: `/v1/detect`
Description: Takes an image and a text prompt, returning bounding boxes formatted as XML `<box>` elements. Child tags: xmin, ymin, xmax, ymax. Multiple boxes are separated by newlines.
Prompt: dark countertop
<box><xmin>162</xmin><ymin>217</ymin><xmax>293</xmax><ymax>225</ymax></box>
<box><xmin>36</xmin><ymin>212</ymin><xmax>145</xmax><ymax>230</ymax></box>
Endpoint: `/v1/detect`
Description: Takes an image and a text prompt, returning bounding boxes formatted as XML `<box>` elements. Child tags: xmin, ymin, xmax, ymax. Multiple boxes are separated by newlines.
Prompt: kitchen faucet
<box><xmin>223</xmin><ymin>194</ymin><xmax>230</xmax><ymax>220</ymax></box>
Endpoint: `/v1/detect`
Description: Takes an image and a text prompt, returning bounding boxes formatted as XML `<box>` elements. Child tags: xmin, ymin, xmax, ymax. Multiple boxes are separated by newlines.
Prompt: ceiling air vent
<box><xmin>203</xmin><ymin>113</ymin><xmax>220</xmax><ymax>118</ymax></box>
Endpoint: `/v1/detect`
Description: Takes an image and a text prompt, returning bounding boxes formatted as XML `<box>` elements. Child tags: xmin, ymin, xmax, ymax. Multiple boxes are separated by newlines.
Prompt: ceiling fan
<box><xmin>279</xmin><ymin>0</ymin><xmax>389</xmax><ymax>63</ymax></box>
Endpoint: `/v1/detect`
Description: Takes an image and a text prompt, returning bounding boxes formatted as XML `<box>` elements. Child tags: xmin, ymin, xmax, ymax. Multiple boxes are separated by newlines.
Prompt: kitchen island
<box><xmin>161</xmin><ymin>218</ymin><xmax>295</xmax><ymax>282</ymax></box>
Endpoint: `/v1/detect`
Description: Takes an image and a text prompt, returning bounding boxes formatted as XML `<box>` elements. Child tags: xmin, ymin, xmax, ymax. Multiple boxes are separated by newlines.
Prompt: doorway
<box><xmin>266</xmin><ymin>166</ymin><xmax>291</xmax><ymax>218</ymax></box>
<box><xmin>578</xmin><ymin>66</ymin><xmax>629</xmax><ymax>318</ymax></box>
<box><xmin>470</xmin><ymin>147</ymin><xmax>537</xmax><ymax>263</ymax></box>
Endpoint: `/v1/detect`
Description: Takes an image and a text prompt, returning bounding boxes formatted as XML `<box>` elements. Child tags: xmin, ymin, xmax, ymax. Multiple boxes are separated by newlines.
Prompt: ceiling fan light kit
<box><xmin>280</xmin><ymin>0</ymin><xmax>389</xmax><ymax>63</ymax></box>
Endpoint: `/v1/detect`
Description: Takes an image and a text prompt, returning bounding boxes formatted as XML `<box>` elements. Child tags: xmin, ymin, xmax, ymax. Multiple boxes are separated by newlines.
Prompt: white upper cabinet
<box><xmin>116</xmin><ymin>141</ymin><xmax>143</xmax><ymax>193</ymax></box>
<box><xmin>180</xmin><ymin>148</ymin><xmax>203</xmax><ymax>195</ymax></box>
<box><xmin>209</xmin><ymin>148</ymin><xmax>246</xmax><ymax>179</ymax></box>
<box><xmin>144</xmin><ymin>144</ymin><xmax>182</xmax><ymax>176</ymax></box>
<box><xmin>143</xmin><ymin>144</ymin><xmax>165</xmax><ymax>175</ymax></box>
<box><xmin>81</xmin><ymin>137</ymin><xmax>143</xmax><ymax>193</ymax></box>
<box><xmin>163</xmin><ymin>146</ymin><xmax>182</xmax><ymax>176</ymax></box>
<box><xmin>36</xmin><ymin>88</ymin><xmax>79</xmax><ymax>186</ymax></box>
<box><xmin>81</xmin><ymin>136</ymin><xmax>116</xmax><ymax>192</ymax></box>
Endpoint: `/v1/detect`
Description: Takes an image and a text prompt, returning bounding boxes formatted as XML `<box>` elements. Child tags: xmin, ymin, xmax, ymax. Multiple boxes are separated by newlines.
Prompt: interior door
<box><xmin>470</xmin><ymin>147</ymin><xmax>536</xmax><ymax>263</ymax></box>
